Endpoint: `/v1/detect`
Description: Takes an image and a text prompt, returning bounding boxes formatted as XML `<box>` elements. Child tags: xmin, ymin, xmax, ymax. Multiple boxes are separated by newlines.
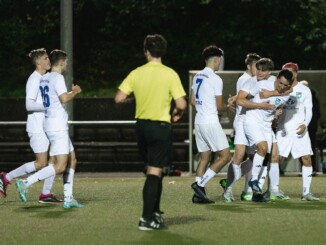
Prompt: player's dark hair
<box><xmin>277</xmin><ymin>69</ymin><xmax>294</xmax><ymax>85</ymax></box>
<box><xmin>256</xmin><ymin>58</ymin><xmax>274</xmax><ymax>71</ymax></box>
<box><xmin>28</xmin><ymin>48</ymin><xmax>47</xmax><ymax>65</ymax></box>
<box><xmin>49</xmin><ymin>49</ymin><xmax>67</xmax><ymax>66</ymax></box>
<box><xmin>245</xmin><ymin>53</ymin><xmax>261</xmax><ymax>65</ymax></box>
<box><xmin>143</xmin><ymin>34</ymin><xmax>167</xmax><ymax>58</ymax></box>
<box><xmin>202</xmin><ymin>45</ymin><xmax>223</xmax><ymax>61</ymax></box>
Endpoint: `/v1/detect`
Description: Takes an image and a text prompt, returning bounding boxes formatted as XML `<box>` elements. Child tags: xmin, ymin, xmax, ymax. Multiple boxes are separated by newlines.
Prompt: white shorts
<box><xmin>195</xmin><ymin>122</ymin><xmax>229</xmax><ymax>152</ymax></box>
<box><xmin>276</xmin><ymin>130</ymin><xmax>313</xmax><ymax>159</ymax></box>
<box><xmin>46</xmin><ymin>130</ymin><xmax>74</xmax><ymax>156</ymax></box>
<box><xmin>28</xmin><ymin>132</ymin><xmax>50</xmax><ymax>153</ymax></box>
<box><xmin>244</xmin><ymin>116</ymin><xmax>273</xmax><ymax>153</ymax></box>
<box><xmin>233</xmin><ymin>115</ymin><xmax>249</xmax><ymax>146</ymax></box>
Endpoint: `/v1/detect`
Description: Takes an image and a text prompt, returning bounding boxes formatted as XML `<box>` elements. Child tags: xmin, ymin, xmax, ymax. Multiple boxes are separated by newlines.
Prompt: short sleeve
<box><xmin>170</xmin><ymin>70</ymin><xmax>186</xmax><ymax>99</ymax></box>
<box><xmin>55</xmin><ymin>74</ymin><xmax>68</xmax><ymax>96</ymax></box>
<box><xmin>119</xmin><ymin>71</ymin><xmax>134</xmax><ymax>96</ymax></box>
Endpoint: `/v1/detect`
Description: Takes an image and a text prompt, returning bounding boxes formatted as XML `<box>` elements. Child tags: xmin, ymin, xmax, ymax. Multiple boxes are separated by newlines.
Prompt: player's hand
<box><xmin>275</xmin><ymin>107</ymin><xmax>283</xmax><ymax>116</ymax></box>
<box><xmin>260</xmin><ymin>101</ymin><xmax>275</xmax><ymax>110</ymax></box>
<box><xmin>281</xmin><ymin>87</ymin><xmax>293</xmax><ymax>95</ymax></box>
<box><xmin>227</xmin><ymin>94</ymin><xmax>236</xmax><ymax>112</ymax></box>
<box><xmin>72</xmin><ymin>84</ymin><xmax>82</xmax><ymax>94</ymax></box>
<box><xmin>296</xmin><ymin>124</ymin><xmax>306</xmax><ymax>135</ymax></box>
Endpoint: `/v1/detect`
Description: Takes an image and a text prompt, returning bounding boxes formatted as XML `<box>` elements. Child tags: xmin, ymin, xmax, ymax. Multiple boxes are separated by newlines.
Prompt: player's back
<box><xmin>40</xmin><ymin>72</ymin><xmax>68</xmax><ymax>132</ymax></box>
<box><xmin>192</xmin><ymin>67</ymin><xmax>222</xmax><ymax>124</ymax></box>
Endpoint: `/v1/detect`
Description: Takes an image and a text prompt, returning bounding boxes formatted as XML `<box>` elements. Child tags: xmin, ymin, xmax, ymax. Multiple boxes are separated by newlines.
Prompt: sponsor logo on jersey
<box><xmin>285</xmin><ymin>98</ymin><xmax>296</xmax><ymax>105</ymax></box>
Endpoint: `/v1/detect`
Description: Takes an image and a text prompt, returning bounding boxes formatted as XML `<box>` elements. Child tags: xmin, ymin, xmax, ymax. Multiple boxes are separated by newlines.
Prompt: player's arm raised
<box><xmin>236</xmin><ymin>90</ymin><xmax>275</xmax><ymax>110</ymax></box>
<box><xmin>59</xmin><ymin>84</ymin><xmax>82</xmax><ymax>104</ymax></box>
<box><xmin>260</xmin><ymin>87</ymin><xmax>293</xmax><ymax>99</ymax></box>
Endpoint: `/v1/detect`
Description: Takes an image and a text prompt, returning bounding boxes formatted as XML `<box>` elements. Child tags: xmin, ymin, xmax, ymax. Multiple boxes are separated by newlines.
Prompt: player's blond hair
<box><xmin>28</xmin><ymin>48</ymin><xmax>47</xmax><ymax>65</ymax></box>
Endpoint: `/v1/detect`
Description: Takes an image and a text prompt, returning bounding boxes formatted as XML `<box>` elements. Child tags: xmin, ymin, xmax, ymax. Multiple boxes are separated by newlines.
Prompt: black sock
<box><xmin>154</xmin><ymin>175</ymin><xmax>163</xmax><ymax>212</ymax></box>
<box><xmin>142</xmin><ymin>174</ymin><xmax>160</xmax><ymax>220</ymax></box>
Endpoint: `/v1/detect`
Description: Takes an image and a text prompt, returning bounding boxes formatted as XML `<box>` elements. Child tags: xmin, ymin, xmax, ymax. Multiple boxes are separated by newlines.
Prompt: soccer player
<box><xmin>0</xmin><ymin>48</ymin><xmax>62</xmax><ymax>203</ymax></box>
<box><xmin>277</xmin><ymin>62</ymin><xmax>319</xmax><ymax>201</ymax></box>
<box><xmin>237</xmin><ymin>59</ymin><xmax>293</xmax><ymax>202</ymax></box>
<box><xmin>115</xmin><ymin>34</ymin><xmax>187</xmax><ymax>230</ymax></box>
<box><xmin>222</xmin><ymin>53</ymin><xmax>261</xmax><ymax>202</ymax></box>
<box><xmin>300</xmin><ymin>80</ymin><xmax>320</xmax><ymax>175</ymax></box>
<box><xmin>189</xmin><ymin>45</ymin><xmax>231</xmax><ymax>204</ymax></box>
<box><xmin>16</xmin><ymin>49</ymin><xmax>84</xmax><ymax>208</ymax></box>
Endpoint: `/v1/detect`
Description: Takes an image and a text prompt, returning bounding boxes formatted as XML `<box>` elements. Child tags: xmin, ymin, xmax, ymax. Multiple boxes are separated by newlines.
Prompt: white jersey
<box><xmin>278</xmin><ymin>82</ymin><xmax>312</xmax><ymax>136</ymax></box>
<box><xmin>26</xmin><ymin>71</ymin><xmax>45</xmax><ymax>133</ymax></box>
<box><xmin>242</xmin><ymin>75</ymin><xmax>280</xmax><ymax>150</ymax></box>
<box><xmin>233</xmin><ymin>72</ymin><xmax>251</xmax><ymax>146</ymax></box>
<box><xmin>235</xmin><ymin>72</ymin><xmax>251</xmax><ymax>117</ymax></box>
<box><xmin>244</xmin><ymin>76</ymin><xmax>289</xmax><ymax>126</ymax></box>
<box><xmin>192</xmin><ymin>67</ymin><xmax>222</xmax><ymax>124</ymax></box>
<box><xmin>40</xmin><ymin>72</ymin><xmax>68</xmax><ymax>132</ymax></box>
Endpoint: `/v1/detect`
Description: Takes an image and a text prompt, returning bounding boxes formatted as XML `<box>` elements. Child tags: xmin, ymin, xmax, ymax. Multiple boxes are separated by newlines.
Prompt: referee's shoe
<box><xmin>192</xmin><ymin>194</ymin><xmax>214</xmax><ymax>204</ymax></box>
<box><xmin>0</xmin><ymin>173</ymin><xmax>8</xmax><ymax>198</ymax></box>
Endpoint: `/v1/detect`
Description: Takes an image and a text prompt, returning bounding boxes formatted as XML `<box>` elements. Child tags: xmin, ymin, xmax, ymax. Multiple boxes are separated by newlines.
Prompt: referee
<box><xmin>115</xmin><ymin>34</ymin><xmax>187</xmax><ymax>230</ymax></box>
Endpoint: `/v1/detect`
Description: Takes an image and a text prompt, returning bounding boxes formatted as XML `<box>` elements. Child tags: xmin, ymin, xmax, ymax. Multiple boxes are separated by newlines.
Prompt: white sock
<box><xmin>251</xmin><ymin>154</ymin><xmax>265</xmax><ymax>181</ymax></box>
<box><xmin>64</xmin><ymin>168</ymin><xmax>75</xmax><ymax>202</ymax></box>
<box><xmin>244</xmin><ymin>171</ymin><xmax>253</xmax><ymax>193</ymax></box>
<box><xmin>42</xmin><ymin>163</ymin><xmax>56</xmax><ymax>195</ymax></box>
<box><xmin>195</xmin><ymin>176</ymin><xmax>202</xmax><ymax>183</ymax></box>
<box><xmin>24</xmin><ymin>165</ymin><xmax>56</xmax><ymax>187</ymax></box>
<box><xmin>198</xmin><ymin>168</ymin><xmax>216</xmax><ymax>187</ymax></box>
<box><xmin>269</xmin><ymin>163</ymin><xmax>279</xmax><ymax>192</ymax></box>
<box><xmin>302</xmin><ymin>166</ymin><xmax>313</xmax><ymax>195</ymax></box>
<box><xmin>258</xmin><ymin>166</ymin><xmax>268</xmax><ymax>190</ymax></box>
<box><xmin>6</xmin><ymin>161</ymin><xmax>36</xmax><ymax>182</ymax></box>
<box><xmin>231</xmin><ymin>163</ymin><xmax>242</xmax><ymax>185</ymax></box>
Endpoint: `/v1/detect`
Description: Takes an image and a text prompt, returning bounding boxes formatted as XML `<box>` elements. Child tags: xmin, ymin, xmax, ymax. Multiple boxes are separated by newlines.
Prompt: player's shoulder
<box><xmin>195</xmin><ymin>67</ymin><xmax>216</xmax><ymax>79</ymax></box>
<box><xmin>237</xmin><ymin>72</ymin><xmax>251</xmax><ymax>82</ymax></box>
<box><xmin>27</xmin><ymin>71</ymin><xmax>41</xmax><ymax>83</ymax></box>
<box><xmin>267</xmin><ymin>75</ymin><xmax>276</xmax><ymax>81</ymax></box>
<box><xmin>41</xmin><ymin>72</ymin><xmax>50</xmax><ymax>80</ymax></box>
<box><xmin>260</xmin><ymin>78</ymin><xmax>273</xmax><ymax>88</ymax></box>
<box><xmin>296</xmin><ymin>82</ymin><xmax>311</xmax><ymax>94</ymax></box>
<box><xmin>245</xmin><ymin>76</ymin><xmax>257</xmax><ymax>87</ymax></box>
<box><xmin>208</xmin><ymin>68</ymin><xmax>222</xmax><ymax>82</ymax></box>
<box><xmin>48</xmin><ymin>71</ymin><xmax>64</xmax><ymax>81</ymax></box>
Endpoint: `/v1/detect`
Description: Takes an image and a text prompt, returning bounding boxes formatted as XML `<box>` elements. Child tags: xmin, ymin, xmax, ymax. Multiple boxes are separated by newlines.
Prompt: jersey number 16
<box><xmin>40</xmin><ymin>86</ymin><xmax>50</xmax><ymax>108</ymax></box>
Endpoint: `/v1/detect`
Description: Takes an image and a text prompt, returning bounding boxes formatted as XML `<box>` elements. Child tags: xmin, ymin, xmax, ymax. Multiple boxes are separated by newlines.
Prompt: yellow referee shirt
<box><xmin>119</xmin><ymin>61</ymin><xmax>186</xmax><ymax>123</ymax></box>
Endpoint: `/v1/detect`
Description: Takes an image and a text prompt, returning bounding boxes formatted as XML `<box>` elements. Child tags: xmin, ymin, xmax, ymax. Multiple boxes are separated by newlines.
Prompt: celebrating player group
<box><xmin>190</xmin><ymin>49</ymin><xmax>319</xmax><ymax>204</ymax></box>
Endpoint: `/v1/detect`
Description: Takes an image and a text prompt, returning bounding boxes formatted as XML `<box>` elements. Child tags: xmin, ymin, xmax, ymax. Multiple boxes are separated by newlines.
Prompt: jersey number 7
<box><xmin>195</xmin><ymin>78</ymin><xmax>203</xmax><ymax>99</ymax></box>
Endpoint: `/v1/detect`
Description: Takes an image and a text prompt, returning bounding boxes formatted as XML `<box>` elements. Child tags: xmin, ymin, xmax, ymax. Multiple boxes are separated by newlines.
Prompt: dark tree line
<box><xmin>1</xmin><ymin>0</ymin><xmax>326</xmax><ymax>96</ymax></box>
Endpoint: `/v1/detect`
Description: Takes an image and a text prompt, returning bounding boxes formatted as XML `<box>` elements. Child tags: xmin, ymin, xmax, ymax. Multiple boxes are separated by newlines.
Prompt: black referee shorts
<box><xmin>136</xmin><ymin>119</ymin><xmax>172</xmax><ymax>168</ymax></box>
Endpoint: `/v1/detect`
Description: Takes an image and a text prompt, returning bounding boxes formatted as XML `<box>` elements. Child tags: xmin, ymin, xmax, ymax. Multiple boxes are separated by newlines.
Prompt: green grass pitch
<box><xmin>1</xmin><ymin>174</ymin><xmax>325</xmax><ymax>244</ymax></box>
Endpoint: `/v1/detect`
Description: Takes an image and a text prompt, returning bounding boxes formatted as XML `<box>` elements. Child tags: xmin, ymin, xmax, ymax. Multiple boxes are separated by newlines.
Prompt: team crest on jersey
<box><xmin>296</xmin><ymin>92</ymin><xmax>302</xmax><ymax>99</ymax></box>
<box><xmin>274</xmin><ymin>98</ymin><xmax>281</xmax><ymax>107</ymax></box>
